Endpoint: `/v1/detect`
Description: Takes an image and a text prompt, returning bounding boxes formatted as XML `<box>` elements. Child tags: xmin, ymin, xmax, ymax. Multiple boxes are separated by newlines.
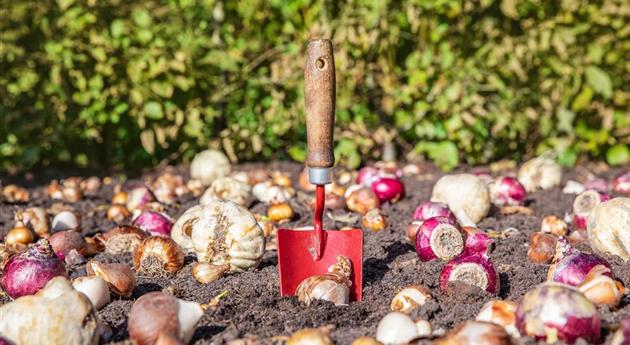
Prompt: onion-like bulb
<box><xmin>133</xmin><ymin>211</ymin><xmax>173</xmax><ymax>237</ymax></box>
<box><xmin>371</xmin><ymin>177</ymin><xmax>405</xmax><ymax>204</ymax></box>
<box><xmin>516</xmin><ymin>283</ymin><xmax>600</xmax><ymax>344</ymax></box>
<box><xmin>52</xmin><ymin>211</ymin><xmax>81</xmax><ymax>232</ymax></box>
<box><xmin>610</xmin><ymin>319</ymin><xmax>630</xmax><ymax>345</ymax></box>
<box><xmin>200</xmin><ymin>177</ymin><xmax>251</xmax><ymax>206</ymax></box>
<box><xmin>97</xmin><ymin>225</ymin><xmax>148</xmax><ymax>254</ymax></box>
<box><xmin>72</xmin><ymin>276</ymin><xmax>110</xmax><ymax>310</ymax></box>
<box><xmin>133</xmin><ymin>236</ymin><xmax>185</xmax><ymax>276</ymax></box>
<box><xmin>439</xmin><ymin>253</ymin><xmax>499</xmax><ymax>294</ymax></box>
<box><xmin>0</xmin><ymin>277</ymin><xmax>99</xmax><ymax>345</ymax></box>
<box><xmin>286</xmin><ymin>327</ymin><xmax>333</xmax><ymax>345</ymax></box>
<box><xmin>586</xmin><ymin>197</ymin><xmax>630</xmax><ymax>260</ymax></box>
<box><xmin>296</xmin><ymin>256</ymin><xmax>351</xmax><ymax>306</ymax></box>
<box><xmin>435</xmin><ymin>320</ymin><xmax>513</xmax><ymax>345</ymax></box>
<box><xmin>412</xmin><ymin>201</ymin><xmax>455</xmax><ymax>223</ymax></box>
<box><xmin>128</xmin><ymin>292</ymin><xmax>204</xmax><ymax>345</ymax></box>
<box><xmin>0</xmin><ymin>239</ymin><xmax>68</xmax><ymax>298</ymax></box>
<box><xmin>415</xmin><ymin>216</ymin><xmax>466</xmax><ymax>262</ymax></box>
<box><xmin>14</xmin><ymin>207</ymin><xmax>49</xmax><ymax>236</ymax></box>
<box><xmin>489</xmin><ymin>176</ymin><xmax>527</xmax><ymax>207</ymax></box>
<box><xmin>126</xmin><ymin>185</ymin><xmax>157</xmax><ymax>212</ymax></box>
<box><xmin>431</xmin><ymin>174</ymin><xmax>490</xmax><ymax>226</ymax></box>
<box><xmin>390</xmin><ymin>285</ymin><xmax>431</xmax><ymax>314</ymax></box>
<box><xmin>576</xmin><ymin>265</ymin><xmax>625</xmax><ymax>307</ymax></box>
<box><xmin>547</xmin><ymin>238</ymin><xmax>612</xmax><ymax>286</ymax></box>
<box><xmin>375</xmin><ymin>312</ymin><xmax>418</xmax><ymax>344</ymax></box>
<box><xmin>191</xmin><ymin>200</ymin><xmax>265</xmax><ymax>271</ymax></box>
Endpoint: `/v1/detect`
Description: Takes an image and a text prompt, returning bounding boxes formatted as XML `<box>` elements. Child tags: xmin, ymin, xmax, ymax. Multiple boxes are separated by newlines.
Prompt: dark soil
<box><xmin>1</xmin><ymin>162</ymin><xmax>628</xmax><ymax>345</ymax></box>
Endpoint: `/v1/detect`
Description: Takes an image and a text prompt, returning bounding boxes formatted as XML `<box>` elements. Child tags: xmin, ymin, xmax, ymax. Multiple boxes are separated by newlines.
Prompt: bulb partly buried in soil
<box><xmin>296</xmin><ymin>256</ymin><xmax>352</xmax><ymax>306</ymax></box>
<box><xmin>439</xmin><ymin>254</ymin><xmax>499</xmax><ymax>294</ymax></box>
<box><xmin>416</xmin><ymin>216</ymin><xmax>466</xmax><ymax>262</ymax></box>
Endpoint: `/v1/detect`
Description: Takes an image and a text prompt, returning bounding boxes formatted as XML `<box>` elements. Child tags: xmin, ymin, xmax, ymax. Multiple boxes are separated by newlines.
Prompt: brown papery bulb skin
<box><xmin>267</xmin><ymin>203</ymin><xmax>294</xmax><ymax>222</ymax></box>
<box><xmin>133</xmin><ymin>236</ymin><xmax>184</xmax><ymax>276</ymax></box>
<box><xmin>541</xmin><ymin>215</ymin><xmax>568</xmax><ymax>236</ymax></box>
<box><xmin>14</xmin><ymin>207</ymin><xmax>49</xmax><ymax>236</ymax></box>
<box><xmin>97</xmin><ymin>225</ymin><xmax>148</xmax><ymax>254</ymax></box>
<box><xmin>475</xmin><ymin>300</ymin><xmax>519</xmax><ymax>338</ymax></box>
<box><xmin>192</xmin><ymin>262</ymin><xmax>228</xmax><ymax>284</ymax></box>
<box><xmin>362</xmin><ymin>208</ymin><xmax>388</xmax><ymax>232</ymax></box>
<box><xmin>528</xmin><ymin>232</ymin><xmax>557</xmax><ymax>264</ymax></box>
<box><xmin>4</xmin><ymin>227</ymin><xmax>35</xmax><ymax>246</ymax></box>
<box><xmin>435</xmin><ymin>320</ymin><xmax>513</xmax><ymax>345</ymax></box>
<box><xmin>86</xmin><ymin>260</ymin><xmax>135</xmax><ymax>298</ymax></box>
<box><xmin>351</xmin><ymin>337</ymin><xmax>382</xmax><ymax>345</ymax></box>
<box><xmin>107</xmin><ymin>205</ymin><xmax>130</xmax><ymax>223</ymax></box>
<box><xmin>128</xmin><ymin>292</ymin><xmax>181</xmax><ymax>345</ymax></box>
<box><xmin>346</xmin><ymin>187</ymin><xmax>380</xmax><ymax>215</ymax></box>
<box><xmin>577</xmin><ymin>265</ymin><xmax>625</xmax><ymax>307</ymax></box>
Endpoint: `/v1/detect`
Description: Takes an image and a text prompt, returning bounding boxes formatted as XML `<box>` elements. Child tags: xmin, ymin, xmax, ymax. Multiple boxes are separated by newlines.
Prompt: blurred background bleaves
<box><xmin>0</xmin><ymin>0</ymin><xmax>628</xmax><ymax>173</ymax></box>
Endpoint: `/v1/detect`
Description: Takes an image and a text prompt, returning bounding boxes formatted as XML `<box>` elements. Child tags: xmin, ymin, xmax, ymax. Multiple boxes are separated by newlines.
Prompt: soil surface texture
<box><xmin>1</xmin><ymin>162</ymin><xmax>628</xmax><ymax>345</ymax></box>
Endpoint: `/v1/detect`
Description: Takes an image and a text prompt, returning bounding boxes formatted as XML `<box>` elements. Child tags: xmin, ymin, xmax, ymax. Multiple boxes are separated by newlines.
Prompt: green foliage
<box><xmin>1</xmin><ymin>0</ymin><xmax>628</xmax><ymax>172</ymax></box>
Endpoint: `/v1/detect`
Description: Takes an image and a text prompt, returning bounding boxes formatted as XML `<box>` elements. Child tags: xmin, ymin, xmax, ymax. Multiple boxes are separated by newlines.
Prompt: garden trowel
<box><xmin>277</xmin><ymin>39</ymin><xmax>363</xmax><ymax>301</ymax></box>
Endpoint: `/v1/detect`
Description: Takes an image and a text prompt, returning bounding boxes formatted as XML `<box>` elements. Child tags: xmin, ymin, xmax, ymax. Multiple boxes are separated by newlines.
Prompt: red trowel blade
<box><xmin>277</xmin><ymin>228</ymin><xmax>363</xmax><ymax>301</ymax></box>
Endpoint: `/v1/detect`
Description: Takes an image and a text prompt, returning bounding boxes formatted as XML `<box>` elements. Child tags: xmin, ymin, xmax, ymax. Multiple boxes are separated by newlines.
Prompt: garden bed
<box><xmin>1</xmin><ymin>161</ymin><xmax>628</xmax><ymax>344</ymax></box>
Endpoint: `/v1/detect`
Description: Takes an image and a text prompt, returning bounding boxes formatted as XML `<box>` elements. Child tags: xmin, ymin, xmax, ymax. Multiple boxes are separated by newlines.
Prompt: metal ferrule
<box><xmin>308</xmin><ymin>167</ymin><xmax>332</xmax><ymax>185</ymax></box>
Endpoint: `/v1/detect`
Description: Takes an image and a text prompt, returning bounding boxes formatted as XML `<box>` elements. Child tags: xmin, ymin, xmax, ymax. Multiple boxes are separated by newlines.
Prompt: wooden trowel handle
<box><xmin>305</xmin><ymin>39</ymin><xmax>335</xmax><ymax>169</ymax></box>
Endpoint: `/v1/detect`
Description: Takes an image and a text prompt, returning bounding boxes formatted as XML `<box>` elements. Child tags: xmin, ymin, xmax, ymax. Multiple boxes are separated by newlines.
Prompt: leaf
<box><xmin>585</xmin><ymin>66</ymin><xmax>612</xmax><ymax>99</ymax></box>
<box><xmin>606</xmin><ymin>144</ymin><xmax>629</xmax><ymax>166</ymax></box>
<box><xmin>140</xmin><ymin>129</ymin><xmax>155</xmax><ymax>154</ymax></box>
<box><xmin>288</xmin><ymin>145</ymin><xmax>306</xmax><ymax>162</ymax></box>
<box><xmin>415</xmin><ymin>141</ymin><xmax>459</xmax><ymax>171</ymax></box>
<box><xmin>144</xmin><ymin>102</ymin><xmax>163</xmax><ymax>119</ymax></box>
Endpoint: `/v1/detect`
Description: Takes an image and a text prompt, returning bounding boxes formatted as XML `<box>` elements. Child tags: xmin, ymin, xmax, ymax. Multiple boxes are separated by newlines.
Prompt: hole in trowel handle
<box><xmin>315</xmin><ymin>57</ymin><xmax>326</xmax><ymax>70</ymax></box>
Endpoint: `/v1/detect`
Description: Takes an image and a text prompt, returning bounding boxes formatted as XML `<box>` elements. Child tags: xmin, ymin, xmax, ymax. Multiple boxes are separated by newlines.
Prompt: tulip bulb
<box><xmin>540</xmin><ymin>215</ymin><xmax>568</xmax><ymax>236</ymax></box>
<box><xmin>4</xmin><ymin>226</ymin><xmax>35</xmax><ymax>246</ymax></box>
<box><xmin>527</xmin><ymin>232</ymin><xmax>557</xmax><ymax>264</ymax></box>
<box><xmin>192</xmin><ymin>262</ymin><xmax>229</xmax><ymax>284</ymax></box>
<box><xmin>610</xmin><ymin>319</ymin><xmax>630</xmax><ymax>345</ymax></box>
<box><xmin>375</xmin><ymin>312</ymin><xmax>418</xmax><ymax>344</ymax></box>
<box><xmin>346</xmin><ymin>187</ymin><xmax>380</xmax><ymax>215</ymax></box>
<box><xmin>72</xmin><ymin>276</ymin><xmax>110</xmax><ymax>310</ymax></box>
<box><xmin>200</xmin><ymin>177</ymin><xmax>251</xmax><ymax>206</ymax></box>
<box><xmin>296</xmin><ymin>256</ymin><xmax>352</xmax><ymax>306</ymax></box>
<box><xmin>86</xmin><ymin>260</ymin><xmax>135</xmax><ymax>298</ymax></box>
<box><xmin>107</xmin><ymin>205</ymin><xmax>130</xmax><ymax>223</ymax></box>
<box><xmin>14</xmin><ymin>207</ymin><xmax>49</xmax><ymax>235</ymax></box>
<box><xmin>435</xmin><ymin>320</ymin><xmax>513</xmax><ymax>345</ymax></box>
<box><xmin>133</xmin><ymin>236</ymin><xmax>185</xmax><ymax>276</ymax></box>
<box><xmin>351</xmin><ymin>337</ymin><xmax>381</xmax><ymax>345</ymax></box>
<box><xmin>390</xmin><ymin>285</ymin><xmax>431</xmax><ymax>314</ymax></box>
<box><xmin>112</xmin><ymin>191</ymin><xmax>128</xmax><ymax>205</ymax></box>
<box><xmin>128</xmin><ymin>292</ymin><xmax>204</xmax><ymax>345</ymax></box>
<box><xmin>2</xmin><ymin>184</ymin><xmax>30</xmax><ymax>203</ymax></box>
<box><xmin>362</xmin><ymin>208</ymin><xmax>388</xmax><ymax>232</ymax></box>
<box><xmin>52</xmin><ymin>211</ymin><xmax>81</xmax><ymax>232</ymax></box>
<box><xmin>475</xmin><ymin>300</ymin><xmax>519</xmax><ymax>338</ymax></box>
<box><xmin>576</xmin><ymin>265</ymin><xmax>625</xmax><ymax>307</ymax></box>
<box><xmin>191</xmin><ymin>200</ymin><xmax>265</xmax><ymax>271</ymax></box>
<box><xmin>97</xmin><ymin>225</ymin><xmax>148</xmax><ymax>254</ymax></box>
<box><xmin>431</xmin><ymin>174</ymin><xmax>490</xmax><ymax>226</ymax></box>
<box><xmin>586</xmin><ymin>197</ymin><xmax>630</xmax><ymax>260</ymax></box>
<box><xmin>0</xmin><ymin>277</ymin><xmax>99</xmax><ymax>345</ymax></box>
<box><xmin>286</xmin><ymin>328</ymin><xmax>333</xmax><ymax>345</ymax></box>
<box><xmin>267</xmin><ymin>202</ymin><xmax>294</xmax><ymax>222</ymax></box>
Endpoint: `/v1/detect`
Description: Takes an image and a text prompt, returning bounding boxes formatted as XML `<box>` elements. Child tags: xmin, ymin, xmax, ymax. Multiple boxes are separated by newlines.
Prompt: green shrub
<box><xmin>1</xmin><ymin>0</ymin><xmax>628</xmax><ymax>172</ymax></box>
